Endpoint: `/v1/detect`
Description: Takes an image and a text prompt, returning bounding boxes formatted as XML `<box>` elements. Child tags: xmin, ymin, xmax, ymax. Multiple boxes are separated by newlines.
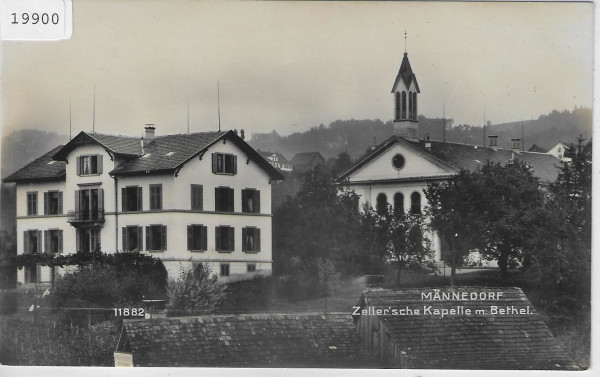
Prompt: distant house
<box><xmin>4</xmin><ymin>126</ymin><xmax>284</xmax><ymax>286</ymax></box>
<box><xmin>291</xmin><ymin>152</ymin><xmax>326</xmax><ymax>171</ymax></box>
<box><xmin>114</xmin><ymin>313</ymin><xmax>377</xmax><ymax>367</ymax></box>
<box><xmin>353</xmin><ymin>287</ymin><xmax>578</xmax><ymax>370</ymax></box>
<box><xmin>528</xmin><ymin>144</ymin><xmax>547</xmax><ymax>153</ymax></box>
<box><xmin>547</xmin><ymin>141</ymin><xmax>571</xmax><ymax>162</ymax></box>
<box><xmin>257</xmin><ymin>150</ymin><xmax>293</xmax><ymax>172</ymax></box>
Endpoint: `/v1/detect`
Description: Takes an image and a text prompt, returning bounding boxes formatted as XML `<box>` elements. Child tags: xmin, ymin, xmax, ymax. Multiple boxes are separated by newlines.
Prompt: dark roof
<box><xmin>425</xmin><ymin>140</ymin><xmax>561</xmax><ymax>183</ymax></box>
<box><xmin>357</xmin><ymin>287</ymin><xmax>578</xmax><ymax>370</ymax></box>
<box><xmin>257</xmin><ymin>150</ymin><xmax>292</xmax><ymax>166</ymax></box>
<box><xmin>3</xmin><ymin>145</ymin><xmax>66</xmax><ymax>183</ymax></box>
<box><xmin>290</xmin><ymin>152</ymin><xmax>326</xmax><ymax>166</ymax></box>
<box><xmin>528</xmin><ymin>144</ymin><xmax>548</xmax><ymax>153</ymax></box>
<box><xmin>12</xmin><ymin>130</ymin><xmax>284</xmax><ymax>182</ymax></box>
<box><xmin>116</xmin><ymin>313</ymin><xmax>376</xmax><ymax>368</ymax></box>
<box><xmin>391</xmin><ymin>53</ymin><xmax>420</xmax><ymax>93</ymax></box>
<box><xmin>336</xmin><ymin>137</ymin><xmax>561</xmax><ymax>184</ymax></box>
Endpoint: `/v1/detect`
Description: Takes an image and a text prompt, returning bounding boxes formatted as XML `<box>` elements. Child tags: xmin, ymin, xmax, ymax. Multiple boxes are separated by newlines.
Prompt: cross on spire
<box><xmin>404</xmin><ymin>30</ymin><xmax>407</xmax><ymax>53</ymax></box>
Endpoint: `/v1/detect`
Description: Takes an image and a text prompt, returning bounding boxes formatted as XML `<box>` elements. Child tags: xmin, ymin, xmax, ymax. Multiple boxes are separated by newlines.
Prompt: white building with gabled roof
<box><xmin>4</xmin><ymin>126</ymin><xmax>284</xmax><ymax>287</ymax></box>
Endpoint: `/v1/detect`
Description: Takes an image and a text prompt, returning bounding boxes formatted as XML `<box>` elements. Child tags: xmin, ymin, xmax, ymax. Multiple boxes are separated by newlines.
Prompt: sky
<box><xmin>0</xmin><ymin>1</ymin><xmax>594</xmax><ymax>140</ymax></box>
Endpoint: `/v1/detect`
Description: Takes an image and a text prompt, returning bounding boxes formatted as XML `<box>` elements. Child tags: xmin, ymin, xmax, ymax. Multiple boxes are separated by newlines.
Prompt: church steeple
<box><xmin>391</xmin><ymin>39</ymin><xmax>420</xmax><ymax>142</ymax></box>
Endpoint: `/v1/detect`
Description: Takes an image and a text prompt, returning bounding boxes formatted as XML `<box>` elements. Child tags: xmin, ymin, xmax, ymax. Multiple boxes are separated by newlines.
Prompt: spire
<box><xmin>391</xmin><ymin>51</ymin><xmax>420</xmax><ymax>93</ymax></box>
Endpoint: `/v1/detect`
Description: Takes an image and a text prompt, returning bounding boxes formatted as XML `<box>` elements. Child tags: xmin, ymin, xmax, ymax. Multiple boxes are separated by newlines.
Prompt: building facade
<box><xmin>5</xmin><ymin>127</ymin><xmax>283</xmax><ymax>287</ymax></box>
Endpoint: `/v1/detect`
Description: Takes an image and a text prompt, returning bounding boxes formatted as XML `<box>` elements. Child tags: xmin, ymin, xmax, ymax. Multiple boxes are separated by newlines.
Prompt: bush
<box><xmin>219</xmin><ymin>275</ymin><xmax>275</xmax><ymax>313</ymax></box>
<box><xmin>49</xmin><ymin>252</ymin><xmax>167</xmax><ymax>325</ymax></box>
<box><xmin>167</xmin><ymin>264</ymin><xmax>227</xmax><ymax>316</ymax></box>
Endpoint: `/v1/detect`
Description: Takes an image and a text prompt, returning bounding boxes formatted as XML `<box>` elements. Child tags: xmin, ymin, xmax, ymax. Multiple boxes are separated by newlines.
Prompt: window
<box><xmin>44</xmin><ymin>229</ymin><xmax>63</xmax><ymax>253</ymax></box>
<box><xmin>212</xmin><ymin>153</ymin><xmax>237</xmax><ymax>175</ymax></box>
<box><xmin>122</xmin><ymin>226</ymin><xmax>143</xmax><ymax>251</ymax></box>
<box><xmin>23</xmin><ymin>230</ymin><xmax>42</xmax><ymax>253</ymax></box>
<box><xmin>122</xmin><ymin>186</ymin><xmax>142</xmax><ymax>212</ymax></box>
<box><xmin>220</xmin><ymin>263</ymin><xmax>230</xmax><ymax>277</ymax></box>
<box><xmin>187</xmin><ymin>225</ymin><xmax>208</xmax><ymax>251</ymax></box>
<box><xmin>376</xmin><ymin>193</ymin><xmax>388</xmax><ymax>215</ymax></box>
<box><xmin>77</xmin><ymin>155</ymin><xmax>103</xmax><ymax>175</ymax></box>
<box><xmin>149</xmin><ymin>184</ymin><xmax>162</xmax><ymax>210</ymax></box>
<box><xmin>395</xmin><ymin>92</ymin><xmax>401</xmax><ymax>120</ymax></box>
<box><xmin>392</xmin><ymin>154</ymin><xmax>406</xmax><ymax>170</ymax></box>
<box><xmin>410</xmin><ymin>192</ymin><xmax>421</xmax><ymax>214</ymax></box>
<box><xmin>408</xmin><ymin>91</ymin><xmax>413</xmax><ymax>120</ymax></box>
<box><xmin>247</xmin><ymin>263</ymin><xmax>256</xmax><ymax>273</ymax></box>
<box><xmin>215</xmin><ymin>187</ymin><xmax>234</xmax><ymax>212</ymax></box>
<box><xmin>77</xmin><ymin>228</ymin><xmax>101</xmax><ymax>252</ymax></box>
<box><xmin>215</xmin><ymin>226</ymin><xmax>234</xmax><ymax>252</ymax></box>
<box><xmin>75</xmin><ymin>188</ymin><xmax>104</xmax><ymax>221</ymax></box>
<box><xmin>394</xmin><ymin>192</ymin><xmax>404</xmax><ymax>214</ymax></box>
<box><xmin>24</xmin><ymin>266</ymin><xmax>38</xmax><ymax>284</ymax></box>
<box><xmin>242</xmin><ymin>189</ymin><xmax>260</xmax><ymax>213</ymax></box>
<box><xmin>27</xmin><ymin>192</ymin><xmax>37</xmax><ymax>216</ymax></box>
<box><xmin>412</xmin><ymin>92</ymin><xmax>417</xmax><ymax>120</ymax></box>
<box><xmin>146</xmin><ymin>225</ymin><xmax>167</xmax><ymax>252</ymax></box>
<box><xmin>242</xmin><ymin>227</ymin><xmax>261</xmax><ymax>252</ymax></box>
<box><xmin>401</xmin><ymin>91</ymin><xmax>407</xmax><ymax>119</ymax></box>
<box><xmin>44</xmin><ymin>191</ymin><xmax>63</xmax><ymax>215</ymax></box>
<box><xmin>191</xmin><ymin>184</ymin><xmax>203</xmax><ymax>210</ymax></box>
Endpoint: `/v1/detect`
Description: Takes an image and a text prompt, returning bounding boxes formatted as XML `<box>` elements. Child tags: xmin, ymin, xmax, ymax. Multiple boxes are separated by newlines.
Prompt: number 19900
<box><xmin>114</xmin><ymin>308</ymin><xmax>145</xmax><ymax>317</ymax></box>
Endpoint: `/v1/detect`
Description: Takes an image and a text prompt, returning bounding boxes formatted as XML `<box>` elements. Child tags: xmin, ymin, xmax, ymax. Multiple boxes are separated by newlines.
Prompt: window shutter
<box><xmin>198</xmin><ymin>186</ymin><xmax>203</xmax><ymax>210</ymax></box>
<box><xmin>241</xmin><ymin>190</ymin><xmax>248</xmax><ymax>212</ymax></box>
<box><xmin>228</xmin><ymin>227</ymin><xmax>234</xmax><ymax>251</ymax></box>
<box><xmin>44</xmin><ymin>231</ymin><xmax>49</xmax><ymax>253</ymax></box>
<box><xmin>145</xmin><ymin>226</ymin><xmax>150</xmax><ymax>251</ymax></box>
<box><xmin>76</xmin><ymin>157</ymin><xmax>81</xmax><ymax>176</ymax></box>
<box><xmin>228</xmin><ymin>188</ymin><xmax>234</xmax><ymax>212</ymax></box>
<box><xmin>58</xmin><ymin>192</ymin><xmax>63</xmax><ymax>214</ymax></box>
<box><xmin>162</xmin><ymin>226</ymin><xmax>167</xmax><ymax>251</ymax></box>
<box><xmin>215</xmin><ymin>188</ymin><xmax>221</xmax><ymax>211</ymax></box>
<box><xmin>74</xmin><ymin>190</ymin><xmax>80</xmax><ymax>214</ymax></box>
<box><xmin>99</xmin><ymin>189</ymin><xmax>104</xmax><ymax>212</ymax></box>
<box><xmin>76</xmin><ymin>230</ymin><xmax>81</xmax><ymax>252</ymax></box>
<box><xmin>212</xmin><ymin>153</ymin><xmax>217</xmax><ymax>173</ymax></box>
<box><xmin>122</xmin><ymin>228</ymin><xmax>127</xmax><ymax>251</ymax></box>
<box><xmin>121</xmin><ymin>188</ymin><xmax>127</xmax><ymax>211</ymax></box>
<box><xmin>37</xmin><ymin>231</ymin><xmax>43</xmax><ymax>253</ymax></box>
<box><xmin>187</xmin><ymin>226</ymin><xmax>192</xmax><ymax>250</ymax></box>
<box><xmin>256</xmin><ymin>228</ymin><xmax>261</xmax><ymax>251</ymax></box>
<box><xmin>242</xmin><ymin>228</ymin><xmax>247</xmax><ymax>251</ymax></box>
<box><xmin>44</xmin><ymin>193</ymin><xmax>49</xmax><ymax>215</ymax></box>
<box><xmin>201</xmin><ymin>226</ymin><xmax>207</xmax><ymax>251</ymax></box>
<box><xmin>97</xmin><ymin>155</ymin><xmax>103</xmax><ymax>174</ymax></box>
<box><xmin>58</xmin><ymin>230</ymin><xmax>63</xmax><ymax>253</ymax></box>
<box><xmin>137</xmin><ymin>187</ymin><xmax>143</xmax><ymax>211</ymax></box>
<box><xmin>233</xmin><ymin>155</ymin><xmax>238</xmax><ymax>174</ymax></box>
<box><xmin>255</xmin><ymin>191</ymin><xmax>261</xmax><ymax>213</ymax></box>
<box><xmin>191</xmin><ymin>185</ymin><xmax>196</xmax><ymax>209</ymax></box>
<box><xmin>137</xmin><ymin>227</ymin><xmax>143</xmax><ymax>251</ymax></box>
<box><xmin>24</xmin><ymin>231</ymin><xmax>29</xmax><ymax>254</ymax></box>
<box><xmin>215</xmin><ymin>227</ymin><xmax>221</xmax><ymax>251</ymax></box>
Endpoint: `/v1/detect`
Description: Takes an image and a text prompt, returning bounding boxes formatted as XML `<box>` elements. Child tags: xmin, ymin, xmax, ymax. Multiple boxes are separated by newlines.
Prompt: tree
<box><xmin>167</xmin><ymin>264</ymin><xmax>227</xmax><ymax>315</ymax></box>
<box><xmin>425</xmin><ymin>170</ymin><xmax>482</xmax><ymax>286</ymax></box>
<box><xmin>365</xmin><ymin>203</ymin><xmax>434</xmax><ymax>287</ymax></box>
<box><xmin>469</xmin><ymin>161</ymin><xmax>544</xmax><ymax>280</ymax></box>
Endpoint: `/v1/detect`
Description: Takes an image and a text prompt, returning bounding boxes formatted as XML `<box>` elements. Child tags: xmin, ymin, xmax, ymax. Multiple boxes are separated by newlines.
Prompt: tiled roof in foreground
<box><xmin>116</xmin><ymin>313</ymin><xmax>376</xmax><ymax>368</ymax></box>
<box><xmin>357</xmin><ymin>287</ymin><xmax>578</xmax><ymax>370</ymax></box>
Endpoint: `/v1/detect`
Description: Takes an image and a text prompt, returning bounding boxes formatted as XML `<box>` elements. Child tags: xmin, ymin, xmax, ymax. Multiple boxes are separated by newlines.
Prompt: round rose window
<box><xmin>392</xmin><ymin>154</ymin><xmax>406</xmax><ymax>170</ymax></box>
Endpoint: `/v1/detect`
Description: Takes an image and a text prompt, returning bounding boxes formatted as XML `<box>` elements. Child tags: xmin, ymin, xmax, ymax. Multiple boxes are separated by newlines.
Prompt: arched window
<box><xmin>410</xmin><ymin>192</ymin><xmax>421</xmax><ymax>214</ymax></box>
<box><xmin>394</xmin><ymin>192</ymin><xmax>404</xmax><ymax>214</ymax></box>
<box><xmin>408</xmin><ymin>91</ymin><xmax>413</xmax><ymax>120</ymax></box>
<box><xmin>376</xmin><ymin>193</ymin><xmax>388</xmax><ymax>215</ymax></box>
<box><xmin>413</xmin><ymin>93</ymin><xmax>417</xmax><ymax>120</ymax></box>
<box><xmin>395</xmin><ymin>92</ymin><xmax>401</xmax><ymax>121</ymax></box>
<box><xmin>401</xmin><ymin>91</ymin><xmax>407</xmax><ymax>119</ymax></box>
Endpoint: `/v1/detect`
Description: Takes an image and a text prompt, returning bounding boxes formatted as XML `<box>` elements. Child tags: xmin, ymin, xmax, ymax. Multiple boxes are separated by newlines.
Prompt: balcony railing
<box><xmin>67</xmin><ymin>209</ymin><xmax>105</xmax><ymax>225</ymax></box>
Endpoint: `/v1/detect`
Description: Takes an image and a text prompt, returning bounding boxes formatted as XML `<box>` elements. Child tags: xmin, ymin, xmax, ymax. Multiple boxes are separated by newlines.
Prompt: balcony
<box><xmin>67</xmin><ymin>209</ymin><xmax>105</xmax><ymax>227</ymax></box>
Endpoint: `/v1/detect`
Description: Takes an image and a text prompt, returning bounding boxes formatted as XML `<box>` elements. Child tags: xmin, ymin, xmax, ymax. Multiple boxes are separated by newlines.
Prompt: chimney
<box><xmin>488</xmin><ymin>135</ymin><xmax>499</xmax><ymax>151</ymax></box>
<box><xmin>144</xmin><ymin>124</ymin><xmax>156</xmax><ymax>140</ymax></box>
<box><xmin>511</xmin><ymin>138</ymin><xmax>521</xmax><ymax>153</ymax></box>
<box><xmin>425</xmin><ymin>133</ymin><xmax>432</xmax><ymax>152</ymax></box>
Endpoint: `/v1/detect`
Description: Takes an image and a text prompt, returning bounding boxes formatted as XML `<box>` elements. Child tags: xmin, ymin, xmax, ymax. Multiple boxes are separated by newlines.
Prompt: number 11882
<box><xmin>114</xmin><ymin>308</ymin><xmax>145</xmax><ymax>317</ymax></box>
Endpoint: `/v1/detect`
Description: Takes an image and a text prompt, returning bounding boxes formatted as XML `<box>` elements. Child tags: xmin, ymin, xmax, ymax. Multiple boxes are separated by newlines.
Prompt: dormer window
<box><xmin>77</xmin><ymin>155</ymin><xmax>103</xmax><ymax>175</ymax></box>
<box><xmin>212</xmin><ymin>153</ymin><xmax>237</xmax><ymax>175</ymax></box>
